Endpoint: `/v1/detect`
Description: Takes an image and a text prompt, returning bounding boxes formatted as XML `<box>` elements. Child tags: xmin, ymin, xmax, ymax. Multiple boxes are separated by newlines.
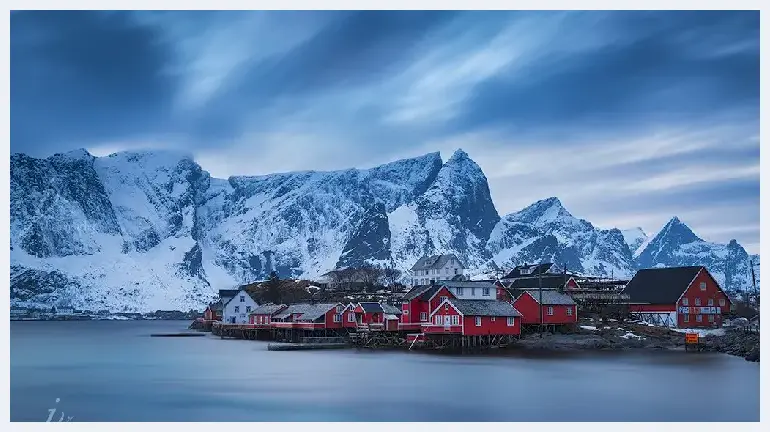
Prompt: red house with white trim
<box><xmin>513</xmin><ymin>290</ymin><xmax>577</xmax><ymax>326</ymax></box>
<box><xmin>424</xmin><ymin>299</ymin><xmax>522</xmax><ymax>336</ymax></box>
<box><xmin>623</xmin><ymin>266</ymin><xmax>731</xmax><ymax>329</ymax></box>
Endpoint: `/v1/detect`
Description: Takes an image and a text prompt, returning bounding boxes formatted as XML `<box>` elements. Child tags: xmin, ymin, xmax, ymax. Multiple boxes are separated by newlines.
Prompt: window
<box><xmin>708</xmin><ymin>314</ymin><xmax>714</xmax><ymax>323</ymax></box>
<box><xmin>454</xmin><ymin>268</ymin><xmax>458</xmax><ymax>275</ymax></box>
<box><xmin>547</xmin><ymin>306</ymin><xmax>554</xmax><ymax>316</ymax></box>
<box><xmin>491</xmin><ymin>317</ymin><xmax>496</xmax><ymax>322</ymax></box>
<box><xmin>444</xmin><ymin>304</ymin><xmax>449</xmax><ymax>311</ymax></box>
<box><xmin>435</xmin><ymin>315</ymin><xmax>442</xmax><ymax>325</ymax></box>
<box><xmin>240</xmin><ymin>295</ymin><xmax>245</xmax><ymax>302</ymax></box>
<box><xmin>336</xmin><ymin>305</ymin><xmax>343</xmax><ymax>313</ymax></box>
<box><xmin>684</xmin><ymin>314</ymin><xmax>689</xmax><ymax>323</ymax></box>
<box><xmin>566</xmin><ymin>307</ymin><xmax>573</xmax><ymax>316</ymax></box>
<box><xmin>483</xmin><ymin>288</ymin><xmax>490</xmax><ymax>296</ymax></box>
<box><xmin>333</xmin><ymin>314</ymin><xmax>341</xmax><ymax>323</ymax></box>
<box><xmin>348</xmin><ymin>313</ymin><xmax>355</xmax><ymax>322</ymax></box>
<box><xmin>719</xmin><ymin>298</ymin><xmax>726</xmax><ymax>307</ymax></box>
<box><xmin>682</xmin><ymin>298</ymin><xmax>689</xmax><ymax>306</ymax></box>
<box><xmin>471</xmin><ymin>288</ymin><xmax>476</xmax><ymax>296</ymax></box>
<box><xmin>507</xmin><ymin>317</ymin><xmax>515</xmax><ymax>326</ymax></box>
<box><xmin>457</xmin><ymin>288</ymin><xmax>464</xmax><ymax>296</ymax></box>
<box><xmin>451</xmin><ymin>315</ymin><xmax>459</xmax><ymax>325</ymax></box>
<box><xmin>707</xmin><ymin>299</ymin><xmax>713</xmax><ymax>306</ymax></box>
<box><xmin>696</xmin><ymin>314</ymin><xmax>703</xmax><ymax>322</ymax></box>
<box><xmin>234</xmin><ymin>306</ymin><xmax>240</xmax><ymax>313</ymax></box>
<box><xmin>475</xmin><ymin>316</ymin><xmax>482</xmax><ymax>326</ymax></box>
<box><xmin>695</xmin><ymin>298</ymin><xmax>701</xmax><ymax>306</ymax></box>
<box><xmin>246</xmin><ymin>306</ymin><xmax>251</xmax><ymax>313</ymax></box>
<box><xmin>420</xmin><ymin>312</ymin><xmax>427</xmax><ymax>322</ymax></box>
<box><xmin>700</xmin><ymin>282</ymin><xmax>706</xmax><ymax>291</ymax></box>
<box><xmin>440</xmin><ymin>296</ymin><xmax>448</xmax><ymax>303</ymax></box>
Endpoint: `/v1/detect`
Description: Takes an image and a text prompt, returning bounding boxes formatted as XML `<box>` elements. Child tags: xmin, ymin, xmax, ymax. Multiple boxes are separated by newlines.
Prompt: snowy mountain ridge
<box><xmin>10</xmin><ymin>148</ymin><xmax>758</xmax><ymax>312</ymax></box>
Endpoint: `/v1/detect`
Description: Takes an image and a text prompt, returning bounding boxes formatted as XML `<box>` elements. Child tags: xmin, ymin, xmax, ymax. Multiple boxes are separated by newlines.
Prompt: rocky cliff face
<box><xmin>9</xmin><ymin>148</ymin><xmax>758</xmax><ymax>311</ymax></box>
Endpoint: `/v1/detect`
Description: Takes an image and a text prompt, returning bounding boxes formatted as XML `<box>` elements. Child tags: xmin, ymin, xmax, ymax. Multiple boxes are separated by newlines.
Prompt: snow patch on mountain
<box><xmin>621</xmin><ymin>227</ymin><xmax>648</xmax><ymax>255</ymax></box>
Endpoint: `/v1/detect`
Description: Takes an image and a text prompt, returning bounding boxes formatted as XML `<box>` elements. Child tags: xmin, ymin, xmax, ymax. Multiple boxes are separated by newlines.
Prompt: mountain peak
<box><xmin>448</xmin><ymin>148</ymin><xmax>469</xmax><ymax>162</ymax></box>
<box><xmin>513</xmin><ymin>197</ymin><xmax>574</xmax><ymax>226</ymax></box>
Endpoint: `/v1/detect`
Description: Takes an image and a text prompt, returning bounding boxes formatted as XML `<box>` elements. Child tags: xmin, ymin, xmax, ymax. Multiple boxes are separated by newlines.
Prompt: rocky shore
<box><xmin>516</xmin><ymin>321</ymin><xmax>759</xmax><ymax>362</ymax></box>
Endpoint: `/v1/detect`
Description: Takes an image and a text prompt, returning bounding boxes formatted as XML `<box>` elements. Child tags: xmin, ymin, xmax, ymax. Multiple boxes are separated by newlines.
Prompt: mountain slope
<box><xmin>9</xmin><ymin>148</ymin><xmax>758</xmax><ymax>311</ymax></box>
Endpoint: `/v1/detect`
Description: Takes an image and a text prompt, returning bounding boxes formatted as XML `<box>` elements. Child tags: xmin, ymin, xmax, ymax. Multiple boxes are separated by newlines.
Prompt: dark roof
<box><xmin>208</xmin><ymin>299</ymin><xmax>224</xmax><ymax>312</ymax></box>
<box><xmin>503</xmin><ymin>263</ymin><xmax>553</xmax><ymax>279</ymax></box>
<box><xmin>380</xmin><ymin>303</ymin><xmax>402</xmax><ymax>315</ymax></box>
<box><xmin>219</xmin><ymin>289</ymin><xmax>239</xmax><ymax>299</ymax></box>
<box><xmin>444</xmin><ymin>299</ymin><xmax>521</xmax><ymax>317</ymax></box>
<box><xmin>437</xmin><ymin>280</ymin><xmax>497</xmax><ymax>289</ymax></box>
<box><xmin>508</xmin><ymin>275</ymin><xmax>569</xmax><ymax>290</ymax></box>
<box><xmin>359</xmin><ymin>302</ymin><xmax>384</xmax><ymax>313</ymax></box>
<box><xmin>622</xmin><ymin>266</ymin><xmax>704</xmax><ymax>305</ymax></box>
<box><xmin>403</xmin><ymin>285</ymin><xmax>444</xmax><ymax>301</ymax></box>
<box><xmin>273</xmin><ymin>303</ymin><xmax>341</xmax><ymax>321</ymax></box>
<box><xmin>411</xmin><ymin>254</ymin><xmax>465</xmax><ymax>271</ymax></box>
<box><xmin>249</xmin><ymin>304</ymin><xmax>287</xmax><ymax>316</ymax></box>
<box><xmin>522</xmin><ymin>290</ymin><xmax>576</xmax><ymax>305</ymax></box>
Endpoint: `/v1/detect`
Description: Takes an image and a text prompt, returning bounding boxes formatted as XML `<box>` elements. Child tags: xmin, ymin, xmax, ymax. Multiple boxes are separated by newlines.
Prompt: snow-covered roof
<box><xmin>443</xmin><ymin>299</ymin><xmax>521</xmax><ymax>317</ymax></box>
<box><xmin>274</xmin><ymin>303</ymin><xmax>341</xmax><ymax>321</ymax></box>
<box><xmin>411</xmin><ymin>254</ymin><xmax>465</xmax><ymax>271</ymax></box>
<box><xmin>249</xmin><ymin>304</ymin><xmax>287</xmax><ymax>316</ymax></box>
<box><xmin>522</xmin><ymin>290</ymin><xmax>576</xmax><ymax>306</ymax></box>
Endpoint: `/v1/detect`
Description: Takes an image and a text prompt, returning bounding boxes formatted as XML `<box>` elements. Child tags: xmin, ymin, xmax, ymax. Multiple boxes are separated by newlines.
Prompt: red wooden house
<box><xmin>342</xmin><ymin>303</ymin><xmax>359</xmax><ymax>328</ymax></box>
<box><xmin>271</xmin><ymin>303</ymin><xmax>346</xmax><ymax>330</ymax></box>
<box><xmin>623</xmin><ymin>266</ymin><xmax>731</xmax><ymax>329</ymax></box>
<box><xmin>424</xmin><ymin>299</ymin><xmax>522</xmax><ymax>336</ymax></box>
<box><xmin>400</xmin><ymin>285</ymin><xmax>442</xmax><ymax>330</ymax></box>
<box><xmin>203</xmin><ymin>299</ymin><xmax>223</xmax><ymax>321</ymax></box>
<box><xmin>513</xmin><ymin>290</ymin><xmax>577</xmax><ymax>326</ymax></box>
<box><xmin>248</xmin><ymin>304</ymin><xmax>287</xmax><ymax>326</ymax></box>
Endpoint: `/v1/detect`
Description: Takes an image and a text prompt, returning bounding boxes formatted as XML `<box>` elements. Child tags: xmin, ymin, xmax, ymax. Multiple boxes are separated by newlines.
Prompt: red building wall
<box><xmin>342</xmin><ymin>305</ymin><xmax>358</xmax><ymax>328</ymax></box>
<box><xmin>324</xmin><ymin>305</ymin><xmax>345</xmax><ymax>329</ymax></box>
<box><xmin>428</xmin><ymin>287</ymin><xmax>455</xmax><ymax>315</ymax></box>
<box><xmin>424</xmin><ymin>302</ymin><xmax>462</xmax><ymax>333</ymax></box>
<box><xmin>402</xmin><ymin>298</ymin><xmax>430</xmax><ymax>324</ymax></box>
<box><xmin>513</xmin><ymin>292</ymin><xmax>577</xmax><ymax>325</ymax></box>
<box><xmin>461</xmin><ymin>315</ymin><xmax>520</xmax><ymax>336</ymax></box>
<box><xmin>676</xmin><ymin>269</ymin><xmax>731</xmax><ymax>328</ymax></box>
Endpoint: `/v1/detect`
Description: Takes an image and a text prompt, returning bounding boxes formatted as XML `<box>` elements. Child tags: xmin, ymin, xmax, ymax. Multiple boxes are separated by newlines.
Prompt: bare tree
<box><xmin>381</xmin><ymin>267</ymin><xmax>403</xmax><ymax>287</ymax></box>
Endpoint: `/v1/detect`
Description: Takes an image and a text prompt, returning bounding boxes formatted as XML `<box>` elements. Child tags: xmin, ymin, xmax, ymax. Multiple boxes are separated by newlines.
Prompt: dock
<box><xmin>267</xmin><ymin>342</ymin><xmax>349</xmax><ymax>351</ymax></box>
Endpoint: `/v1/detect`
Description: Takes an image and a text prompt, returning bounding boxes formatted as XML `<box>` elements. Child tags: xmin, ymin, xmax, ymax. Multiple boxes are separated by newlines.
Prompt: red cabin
<box><xmin>513</xmin><ymin>290</ymin><xmax>577</xmax><ymax>326</ymax></box>
<box><xmin>342</xmin><ymin>303</ymin><xmax>359</xmax><ymax>328</ymax></box>
<box><xmin>400</xmin><ymin>285</ymin><xmax>442</xmax><ymax>330</ymax></box>
<box><xmin>425</xmin><ymin>299</ymin><xmax>521</xmax><ymax>336</ymax></box>
<box><xmin>248</xmin><ymin>304</ymin><xmax>287</xmax><ymax>327</ymax></box>
<box><xmin>623</xmin><ymin>266</ymin><xmax>731</xmax><ymax>329</ymax></box>
<box><xmin>203</xmin><ymin>300</ymin><xmax>223</xmax><ymax>321</ymax></box>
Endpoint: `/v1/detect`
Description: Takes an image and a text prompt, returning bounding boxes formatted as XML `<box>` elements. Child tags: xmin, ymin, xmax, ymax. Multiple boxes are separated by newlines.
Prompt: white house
<box><xmin>222</xmin><ymin>289</ymin><xmax>260</xmax><ymax>324</ymax></box>
<box><xmin>410</xmin><ymin>254</ymin><xmax>465</xmax><ymax>286</ymax></box>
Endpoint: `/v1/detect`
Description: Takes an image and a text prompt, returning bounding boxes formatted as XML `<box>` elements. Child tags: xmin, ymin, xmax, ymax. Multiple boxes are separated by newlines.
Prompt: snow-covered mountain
<box><xmin>10</xmin><ymin>148</ymin><xmax>758</xmax><ymax>311</ymax></box>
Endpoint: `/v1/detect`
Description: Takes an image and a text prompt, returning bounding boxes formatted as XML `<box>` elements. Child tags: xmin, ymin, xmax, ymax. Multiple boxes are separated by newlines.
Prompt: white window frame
<box><xmin>435</xmin><ymin>315</ymin><xmax>443</xmax><ymax>325</ymax></box>
<box><xmin>336</xmin><ymin>305</ymin><xmax>343</xmax><ymax>313</ymax></box>
<box><xmin>348</xmin><ymin>312</ymin><xmax>355</xmax><ymax>322</ymax></box>
<box><xmin>708</xmin><ymin>314</ymin><xmax>714</xmax><ymax>323</ymax></box>
<box><xmin>333</xmin><ymin>314</ymin><xmax>341</xmax><ymax>323</ymax></box>
<box><xmin>682</xmin><ymin>298</ymin><xmax>689</xmax><ymax>306</ymax></box>
<box><xmin>451</xmin><ymin>315</ymin><xmax>459</xmax><ymax>325</ymax></box>
<box><xmin>475</xmin><ymin>316</ymin><xmax>482</xmax><ymax>327</ymax></box>
<box><xmin>547</xmin><ymin>306</ymin><xmax>554</xmax><ymax>316</ymax></box>
<box><xmin>695</xmin><ymin>298</ymin><xmax>701</xmax><ymax>306</ymax></box>
<box><xmin>566</xmin><ymin>307</ymin><xmax>573</xmax><ymax>316</ymax></box>
<box><xmin>404</xmin><ymin>310</ymin><xmax>409</xmax><ymax>315</ymax></box>
<box><xmin>719</xmin><ymin>298</ymin><xmax>726</xmax><ymax>307</ymax></box>
<box><xmin>491</xmin><ymin>317</ymin><xmax>496</xmax><ymax>322</ymax></box>
<box><xmin>684</xmin><ymin>314</ymin><xmax>689</xmax><ymax>323</ymax></box>
<box><xmin>707</xmin><ymin>298</ymin><xmax>714</xmax><ymax>306</ymax></box>
<box><xmin>440</xmin><ymin>296</ymin><xmax>448</xmax><ymax>303</ymax></box>
<box><xmin>456</xmin><ymin>288</ymin><xmax>464</xmax><ymax>296</ymax></box>
<box><xmin>483</xmin><ymin>288</ymin><xmax>490</xmax><ymax>296</ymax></box>
<box><xmin>507</xmin><ymin>317</ymin><xmax>515</xmax><ymax>327</ymax></box>
<box><xmin>700</xmin><ymin>282</ymin><xmax>707</xmax><ymax>291</ymax></box>
<box><xmin>420</xmin><ymin>312</ymin><xmax>427</xmax><ymax>322</ymax></box>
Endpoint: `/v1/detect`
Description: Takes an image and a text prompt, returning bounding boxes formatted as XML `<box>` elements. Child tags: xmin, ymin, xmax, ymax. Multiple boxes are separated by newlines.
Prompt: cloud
<box><xmin>10</xmin><ymin>10</ymin><xmax>759</xmax><ymax>253</ymax></box>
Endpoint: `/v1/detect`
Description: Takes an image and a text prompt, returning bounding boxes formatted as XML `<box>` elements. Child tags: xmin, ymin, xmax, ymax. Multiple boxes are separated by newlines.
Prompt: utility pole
<box><xmin>539</xmin><ymin>262</ymin><xmax>543</xmax><ymax>338</ymax></box>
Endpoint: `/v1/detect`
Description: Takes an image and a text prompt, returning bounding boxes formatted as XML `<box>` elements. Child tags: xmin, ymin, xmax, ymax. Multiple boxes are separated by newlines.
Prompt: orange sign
<box><xmin>685</xmin><ymin>333</ymin><xmax>699</xmax><ymax>344</ymax></box>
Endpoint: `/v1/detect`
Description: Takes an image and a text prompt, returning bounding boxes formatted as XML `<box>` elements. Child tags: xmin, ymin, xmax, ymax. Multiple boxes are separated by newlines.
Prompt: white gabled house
<box><xmin>410</xmin><ymin>254</ymin><xmax>465</xmax><ymax>286</ymax></box>
<box><xmin>222</xmin><ymin>289</ymin><xmax>260</xmax><ymax>324</ymax></box>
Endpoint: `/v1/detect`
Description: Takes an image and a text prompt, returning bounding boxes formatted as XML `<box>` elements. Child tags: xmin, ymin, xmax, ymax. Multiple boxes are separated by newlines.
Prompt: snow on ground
<box><xmin>620</xmin><ymin>332</ymin><xmax>645</xmax><ymax>340</ymax></box>
<box><xmin>672</xmin><ymin>328</ymin><xmax>726</xmax><ymax>337</ymax></box>
<box><xmin>580</xmin><ymin>325</ymin><xmax>598</xmax><ymax>331</ymax></box>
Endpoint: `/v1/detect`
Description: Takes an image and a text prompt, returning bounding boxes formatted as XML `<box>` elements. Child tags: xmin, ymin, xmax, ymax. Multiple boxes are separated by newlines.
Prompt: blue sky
<box><xmin>10</xmin><ymin>10</ymin><xmax>759</xmax><ymax>253</ymax></box>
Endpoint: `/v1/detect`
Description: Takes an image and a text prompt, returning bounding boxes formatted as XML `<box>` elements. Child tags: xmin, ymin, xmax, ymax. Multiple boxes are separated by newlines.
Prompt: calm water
<box><xmin>11</xmin><ymin>320</ymin><xmax>760</xmax><ymax>422</ymax></box>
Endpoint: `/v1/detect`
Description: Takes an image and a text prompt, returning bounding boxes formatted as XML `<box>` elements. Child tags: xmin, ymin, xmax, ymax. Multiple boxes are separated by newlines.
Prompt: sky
<box><xmin>10</xmin><ymin>10</ymin><xmax>760</xmax><ymax>253</ymax></box>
